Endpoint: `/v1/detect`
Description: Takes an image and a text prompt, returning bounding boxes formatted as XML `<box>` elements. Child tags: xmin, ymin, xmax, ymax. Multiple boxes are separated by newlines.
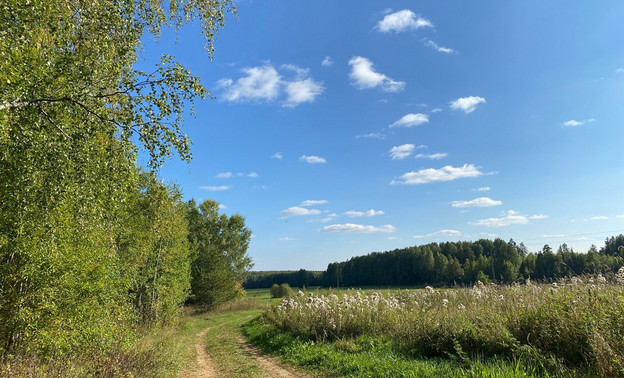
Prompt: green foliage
<box><xmin>0</xmin><ymin>0</ymin><xmax>238</xmax><ymax>362</ymax></box>
<box><xmin>270</xmin><ymin>283</ymin><xmax>294</xmax><ymax>298</ymax></box>
<box><xmin>187</xmin><ymin>200</ymin><xmax>253</xmax><ymax>308</ymax></box>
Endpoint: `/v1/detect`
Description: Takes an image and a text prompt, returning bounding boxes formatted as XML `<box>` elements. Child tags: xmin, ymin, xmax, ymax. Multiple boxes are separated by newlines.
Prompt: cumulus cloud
<box><xmin>218</xmin><ymin>64</ymin><xmax>323</xmax><ymax>107</ymax></box>
<box><xmin>344</xmin><ymin>209</ymin><xmax>384</xmax><ymax>217</ymax></box>
<box><xmin>322</xmin><ymin>223</ymin><xmax>396</xmax><ymax>234</ymax></box>
<box><xmin>376</xmin><ymin>9</ymin><xmax>433</xmax><ymax>33</ymax></box>
<box><xmin>452</xmin><ymin>197</ymin><xmax>502</xmax><ymax>208</ymax></box>
<box><xmin>450</xmin><ymin>96</ymin><xmax>486</xmax><ymax>114</ymax></box>
<box><xmin>390</xmin><ymin>113</ymin><xmax>429</xmax><ymax>128</ymax></box>
<box><xmin>271</xmin><ymin>152</ymin><xmax>283</xmax><ymax>159</ymax></box>
<box><xmin>349</xmin><ymin>56</ymin><xmax>405</xmax><ymax>92</ymax></box>
<box><xmin>414</xmin><ymin>229</ymin><xmax>461</xmax><ymax>239</ymax></box>
<box><xmin>472</xmin><ymin>210</ymin><xmax>548</xmax><ymax>228</ymax></box>
<box><xmin>300</xmin><ymin>155</ymin><xmax>326</xmax><ymax>164</ymax></box>
<box><xmin>389</xmin><ymin>144</ymin><xmax>415</xmax><ymax>160</ymax></box>
<box><xmin>562</xmin><ymin>118</ymin><xmax>595</xmax><ymax>127</ymax></box>
<box><xmin>424</xmin><ymin>40</ymin><xmax>456</xmax><ymax>54</ymax></box>
<box><xmin>391</xmin><ymin>164</ymin><xmax>483</xmax><ymax>185</ymax></box>
<box><xmin>300</xmin><ymin>200</ymin><xmax>328</xmax><ymax>207</ymax></box>
<box><xmin>321</xmin><ymin>56</ymin><xmax>334</xmax><ymax>67</ymax></box>
<box><xmin>200</xmin><ymin>185</ymin><xmax>231</xmax><ymax>191</ymax></box>
<box><xmin>280</xmin><ymin>206</ymin><xmax>322</xmax><ymax>217</ymax></box>
<box><xmin>415</xmin><ymin>152</ymin><xmax>447</xmax><ymax>160</ymax></box>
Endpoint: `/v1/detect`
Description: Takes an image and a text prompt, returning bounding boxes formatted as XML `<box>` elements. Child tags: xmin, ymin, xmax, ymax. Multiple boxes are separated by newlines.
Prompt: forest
<box><xmin>246</xmin><ymin>236</ymin><xmax>624</xmax><ymax>289</ymax></box>
<box><xmin>0</xmin><ymin>0</ymin><xmax>252</xmax><ymax>362</ymax></box>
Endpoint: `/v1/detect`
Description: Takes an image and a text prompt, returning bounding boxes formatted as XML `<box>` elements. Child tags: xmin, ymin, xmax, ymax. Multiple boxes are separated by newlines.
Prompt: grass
<box><xmin>243</xmin><ymin>316</ymin><xmax>540</xmax><ymax>377</ymax></box>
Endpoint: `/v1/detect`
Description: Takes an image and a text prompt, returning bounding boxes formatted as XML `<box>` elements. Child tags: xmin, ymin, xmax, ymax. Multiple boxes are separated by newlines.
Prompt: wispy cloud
<box><xmin>473</xmin><ymin>187</ymin><xmax>491</xmax><ymax>192</ymax></box>
<box><xmin>616</xmin><ymin>67</ymin><xmax>624</xmax><ymax>74</ymax></box>
<box><xmin>389</xmin><ymin>113</ymin><xmax>429</xmax><ymax>128</ymax></box>
<box><xmin>376</xmin><ymin>9</ymin><xmax>433</xmax><ymax>33</ymax></box>
<box><xmin>344</xmin><ymin>209</ymin><xmax>384</xmax><ymax>217</ymax></box>
<box><xmin>450</xmin><ymin>96</ymin><xmax>486</xmax><ymax>114</ymax></box>
<box><xmin>200</xmin><ymin>185</ymin><xmax>231</xmax><ymax>191</ymax></box>
<box><xmin>320</xmin><ymin>213</ymin><xmax>338</xmax><ymax>223</ymax></box>
<box><xmin>389</xmin><ymin>144</ymin><xmax>415</xmax><ymax>160</ymax></box>
<box><xmin>414</xmin><ymin>229</ymin><xmax>461</xmax><ymax>239</ymax></box>
<box><xmin>588</xmin><ymin>216</ymin><xmax>608</xmax><ymax>220</ymax></box>
<box><xmin>218</xmin><ymin>64</ymin><xmax>324</xmax><ymax>107</ymax></box>
<box><xmin>322</xmin><ymin>223</ymin><xmax>396</xmax><ymax>234</ymax></box>
<box><xmin>452</xmin><ymin>197</ymin><xmax>502</xmax><ymax>208</ymax></box>
<box><xmin>392</xmin><ymin>164</ymin><xmax>483</xmax><ymax>185</ymax></box>
<box><xmin>349</xmin><ymin>56</ymin><xmax>405</xmax><ymax>92</ymax></box>
<box><xmin>415</xmin><ymin>152</ymin><xmax>447</xmax><ymax>160</ymax></box>
<box><xmin>562</xmin><ymin>118</ymin><xmax>595</xmax><ymax>127</ymax></box>
<box><xmin>321</xmin><ymin>56</ymin><xmax>334</xmax><ymax>67</ymax></box>
<box><xmin>279</xmin><ymin>237</ymin><xmax>296</xmax><ymax>241</ymax></box>
<box><xmin>300</xmin><ymin>200</ymin><xmax>328</xmax><ymax>207</ymax></box>
<box><xmin>300</xmin><ymin>155</ymin><xmax>326</xmax><ymax>164</ymax></box>
<box><xmin>216</xmin><ymin>171</ymin><xmax>258</xmax><ymax>178</ymax></box>
<box><xmin>356</xmin><ymin>132</ymin><xmax>385</xmax><ymax>139</ymax></box>
<box><xmin>472</xmin><ymin>210</ymin><xmax>548</xmax><ymax>228</ymax></box>
<box><xmin>280</xmin><ymin>206</ymin><xmax>322</xmax><ymax>217</ymax></box>
<box><xmin>216</xmin><ymin>172</ymin><xmax>233</xmax><ymax>178</ymax></box>
<box><xmin>431</xmin><ymin>107</ymin><xmax>442</xmax><ymax>113</ymax></box>
<box><xmin>271</xmin><ymin>152</ymin><xmax>283</xmax><ymax>159</ymax></box>
<box><xmin>424</xmin><ymin>39</ymin><xmax>456</xmax><ymax>54</ymax></box>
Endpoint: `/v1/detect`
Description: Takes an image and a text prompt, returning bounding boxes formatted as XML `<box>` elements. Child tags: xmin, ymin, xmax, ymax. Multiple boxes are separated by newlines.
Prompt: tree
<box><xmin>0</xmin><ymin>0</ymin><xmax>235</xmax><ymax>358</ymax></box>
<box><xmin>187</xmin><ymin>200</ymin><xmax>253</xmax><ymax>308</ymax></box>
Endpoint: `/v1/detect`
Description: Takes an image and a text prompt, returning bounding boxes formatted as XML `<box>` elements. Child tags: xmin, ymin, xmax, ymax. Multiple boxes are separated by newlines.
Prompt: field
<box><xmin>244</xmin><ymin>273</ymin><xmax>624</xmax><ymax>377</ymax></box>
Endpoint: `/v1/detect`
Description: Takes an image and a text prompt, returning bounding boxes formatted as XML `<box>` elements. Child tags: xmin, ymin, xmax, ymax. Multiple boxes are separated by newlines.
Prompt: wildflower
<box><xmin>458</xmin><ymin>303</ymin><xmax>466</xmax><ymax>310</ymax></box>
<box><xmin>297</xmin><ymin>290</ymin><xmax>305</xmax><ymax>297</ymax></box>
<box><xmin>425</xmin><ymin>286</ymin><xmax>434</xmax><ymax>293</ymax></box>
<box><xmin>597</xmin><ymin>274</ymin><xmax>607</xmax><ymax>284</ymax></box>
<box><xmin>441</xmin><ymin>298</ymin><xmax>448</xmax><ymax>307</ymax></box>
<box><xmin>616</xmin><ymin>267</ymin><xmax>624</xmax><ymax>284</ymax></box>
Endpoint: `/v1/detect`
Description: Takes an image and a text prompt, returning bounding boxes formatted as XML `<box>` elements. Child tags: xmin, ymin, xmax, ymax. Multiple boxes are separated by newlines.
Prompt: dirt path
<box><xmin>237</xmin><ymin>336</ymin><xmax>306</xmax><ymax>378</ymax></box>
<box><xmin>185</xmin><ymin>327</ymin><xmax>218</xmax><ymax>378</ymax></box>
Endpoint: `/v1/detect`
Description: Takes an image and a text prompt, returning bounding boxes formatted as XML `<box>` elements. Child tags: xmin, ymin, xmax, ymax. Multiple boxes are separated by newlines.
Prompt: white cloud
<box><xmin>283</xmin><ymin>78</ymin><xmax>325</xmax><ymax>108</ymax></box>
<box><xmin>415</xmin><ymin>152</ymin><xmax>447</xmax><ymax>160</ymax></box>
<box><xmin>356</xmin><ymin>132</ymin><xmax>385</xmax><ymax>139</ymax></box>
<box><xmin>320</xmin><ymin>213</ymin><xmax>338</xmax><ymax>223</ymax></box>
<box><xmin>562</xmin><ymin>118</ymin><xmax>595</xmax><ymax>127</ymax></box>
<box><xmin>280</xmin><ymin>206</ymin><xmax>322</xmax><ymax>217</ymax></box>
<box><xmin>200</xmin><ymin>185</ymin><xmax>231</xmax><ymax>191</ymax></box>
<box><xmin>218</xmin><ymin>203</ymin><xmax>228</xmax><ymax>210</ymax></box>
<box><xmin>218</xmin><ymin>64</ymin><xmax>323</xmax><ymax>107</ymax></box>
<box><xmin>616</xmin><ymin>67</ymin><xmax>624</xmax><ymax>74</ymax></box>
<box><xmin>431</xmin><ymin>108</ymin><xmax>442</xmax><ymax>113</ymax></box>
<box><xmin>414</xmin><ymin>229</ymin><xmax>462</xmax><ymax>239</ymax></box>
<box><xmin>392</xmin><ymin>164</ymin><xmax>483</xmax><ymax>185</ymax></box>
<box><xmin>322</xmin><ymin>223</ymin><xmax>396</xmax><ymax>234</ymax></box>
<box><xmin>247</xmin><ymin>172</ymin><xmax>259</xmax><ymax>178</ymax></box>
<box><xmin>452</xmin><ymin>197</ymin><xmax>502</xmax><ymax>208</ymax></box>
<box><xmin>300</xmin><ymin>200</ymin><xmax>328</xmax><ymax>207</ymax></box>
<box><xmin>389</xmin><ymin>144</ymin><xmax>415</xmax><ymax>160</ymax></box>
<box><xmin>216</xmin><ymin>172</ymin><xmax>233</xmax><ymax>178</ymax></box>
<box><xmin>450</xmin><ymin>96</ymin><xmax>486</xmax><ymax>114</ymax></box>
<box><xmin>390</xmin><ymin>113</ymin><xmax>429</xmax><ymax>128</ymax></box>
<box><xmin>473</xmin><ymin>186</ymin><xmax>491</xmax><ymax>192</ymax></box>
<box><xmin>589</xmin><ymin>216</ymin><xmax>608</xmax><ymax>220</ymax></box>
<box><xmin>472</xmin><ymin>210</ymin><xmax>548</xmax><ymax>228</ymax></box>
<box><xmin>344</xmin><ymin>209</ymin><xmax>384</xmax><ymax>217</ymax></box>
<box><xmin>376</xmin><ymin>9</ymin><xmax>433</xmax><ymax>33</ymax></box>
<box><xmin>321</xmin><ymin>56</ymin><xmax>334</xmax><ymax>67</ymax></box>
<box><xmin>617</xmin><ymin>215</ymin><xmax>624</xmax><ymax>218</ymax></box>
<box><xmin>424</xmin><ymin>40</ymin><xmax>456</xmax><ymax>54</ymax></box>
<box><xmin>300</xmin><ymin>155</ymin><xmax>326</xmax><ymax>164</ymax></box>
<box><xmin>271</xmin><ymin>152</ymin><xmax>283</xmax><ymax>159</ymax></box>
<box><xmin>349</xmin><ymin>56</ymin><xmax>405</xmax><ymax>92</ymax></box>
<box><xmin>279</xmin><ymin>237</ymin><xmax>296</xmax><ymax>241</ymax></box>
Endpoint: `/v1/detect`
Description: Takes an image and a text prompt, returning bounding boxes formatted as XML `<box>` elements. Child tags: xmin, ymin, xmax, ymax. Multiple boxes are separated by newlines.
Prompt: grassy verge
<box><xmin>242</xmin><ymin>316</ymin><xmax>541</xmax><ymax>377</ymax></box>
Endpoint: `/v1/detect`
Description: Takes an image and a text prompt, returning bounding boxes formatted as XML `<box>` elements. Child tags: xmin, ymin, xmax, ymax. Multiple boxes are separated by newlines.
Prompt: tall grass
<box><xmin>265</xmin><ymin>271</ymin><xmax>624</xmax><ymax>376</ymax></box>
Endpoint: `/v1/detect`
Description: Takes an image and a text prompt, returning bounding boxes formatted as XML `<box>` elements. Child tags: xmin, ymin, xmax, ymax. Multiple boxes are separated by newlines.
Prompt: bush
<box><xmin>270</xmin><ymin>283</ymin><xmax>293</xmax><ymax>298</ymax></box>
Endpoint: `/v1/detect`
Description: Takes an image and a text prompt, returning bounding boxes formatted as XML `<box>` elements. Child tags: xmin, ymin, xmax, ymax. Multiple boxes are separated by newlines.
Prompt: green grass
<box><xmin>242</xmin><ymin>316</ymin><xmax>543</xmax><ymax>377</ymax></box>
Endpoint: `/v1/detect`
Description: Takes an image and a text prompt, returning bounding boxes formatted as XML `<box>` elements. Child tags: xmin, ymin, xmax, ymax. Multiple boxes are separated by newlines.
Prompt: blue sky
<box><xmin>140</xmin><ymin>1</ymin><xmax>624</xmax><ymax>270</ymax></box>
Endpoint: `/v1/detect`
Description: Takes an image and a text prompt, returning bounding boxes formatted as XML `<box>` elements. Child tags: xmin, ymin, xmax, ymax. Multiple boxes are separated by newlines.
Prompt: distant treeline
<box><xmin>246</xmin><ymin>236</ymin><xmax>624</xmax><ymax>289</ymax></box>
<box><xmin>244</xmin><ymin>269</ymin><xmax>323</xmax><ymax>289</ymax></box>
<box><xmin>324</xmin><ymin>236</ymin><xmax>624</xmax><ymax>287</ymax></box>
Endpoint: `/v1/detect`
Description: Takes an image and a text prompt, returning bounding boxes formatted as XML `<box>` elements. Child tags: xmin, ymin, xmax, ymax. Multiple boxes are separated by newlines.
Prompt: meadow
<box><xmin>244</xmin><ymin>270</ymin><xmax>624</xmax><ymax>377</ymax></box>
